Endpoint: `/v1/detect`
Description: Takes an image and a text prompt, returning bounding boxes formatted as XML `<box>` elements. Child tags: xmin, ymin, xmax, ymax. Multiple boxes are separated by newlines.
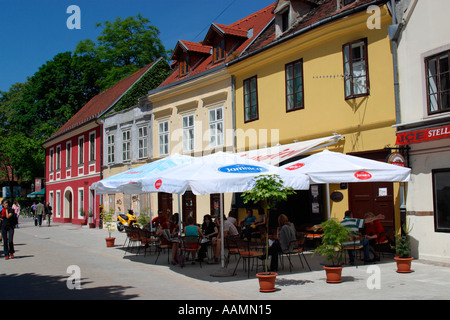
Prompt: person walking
<box><xmin>45</xmin><ymin>202</ymin><xmax>53</xmax><ymax>226</ymax></box>
<box><xmin>12</xmin><ymin>200</ymin><xmax>20</xmax><ymax>228</ymax></box>
<box><xmin>35</xmin><ymin>200</ymin><xmax>45</xmax><ymax>227</ymax></box>
<box><xmin>1</xmin><ymin>201</ymin><xmax>17</xmax><ymax>259</ymax></box>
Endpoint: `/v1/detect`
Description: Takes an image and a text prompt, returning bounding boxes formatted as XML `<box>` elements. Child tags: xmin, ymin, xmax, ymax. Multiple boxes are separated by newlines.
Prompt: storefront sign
<box><xmin>387</xmin><ymin>152</ymin><xmax>406</xmax><ymax>167</ymax></box>
<box><xmin>396</xmin><ymin>124</ymin><xmax>450</xmax><ymax>145</ymax></box>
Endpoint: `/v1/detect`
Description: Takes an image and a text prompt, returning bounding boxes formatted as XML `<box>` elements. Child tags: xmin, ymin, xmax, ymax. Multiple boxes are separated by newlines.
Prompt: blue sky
<box><xmin>0</xmin><ymin>0</ymin><xmax>275</xmax><ymax>92</ymax></box>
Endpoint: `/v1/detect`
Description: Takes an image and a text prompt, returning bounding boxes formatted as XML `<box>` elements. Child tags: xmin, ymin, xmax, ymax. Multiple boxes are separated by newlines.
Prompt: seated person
<box><xmin>341</xmin><ymin>210</ymin><xmax>385</xmax><ymax>264</ymax></box>
<box><xmin>254</xmin><ymin>208</ymin><xmax>266</xmax><ymax>232</ymax></box>
<box><xmin>211</xmin><ymin>214</ymin><xmax>239</xmax><ymax>264</ymax></box>
<box><xmin>239</xmin><ymin>209</ymin><xmax>257</xmax><ymax>239</ymax></box>
<box><xmin>198</xmin><ymin>214</ymin><xmax>218</xmax><ymax>261</ymax></box>
<box><xmin>267</xmin><ymin>214</ymin><xmax>296</xmax><ymax>272</ymax></box>
<box><xmin>182</xmin><ymin>216</ymin><xmax>204</xmax><ymax>264</ymax></box>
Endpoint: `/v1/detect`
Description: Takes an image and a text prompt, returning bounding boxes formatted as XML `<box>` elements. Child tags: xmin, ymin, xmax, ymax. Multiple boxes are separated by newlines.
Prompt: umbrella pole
<box><xmin>326</xmin><ymin>183</ymin><xmax>331</xmax><ymax>219</ymax></box>
<box><xmin>220</xmin><ymin>193</ymin><xmax>224</xmax><ymax>268</ymax></box>
<box><xmin>210</xmin><ymin>193</ymin><xmax>234</xmax><ymax>277</ymax></box>
<box><xmin>177</xmin><ymin>194</ymin><xmax>182</xmax><ymax>234</ymax></box>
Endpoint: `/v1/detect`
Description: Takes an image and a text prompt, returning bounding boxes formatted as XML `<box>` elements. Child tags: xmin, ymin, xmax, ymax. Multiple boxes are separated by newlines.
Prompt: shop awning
<box><xmin>237</xmin><ymin>134</ymin><xmax>344</xmax><ymax>166</ymax></box>
<box><xmin>27</xmin><ymin>188</ymin><xmax>45</xmax><ymax>198</ymax></box>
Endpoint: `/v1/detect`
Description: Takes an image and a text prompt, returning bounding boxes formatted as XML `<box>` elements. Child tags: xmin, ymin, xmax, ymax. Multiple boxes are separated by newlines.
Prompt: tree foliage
<box><xmin>75</xmin><ymin>14</ymin><xmax>168</xmax><ymax>90</ymax></box>
<box><xmin>0</xmin><ymin>14</ymin><xmax>169</xmax><ymax>183</ymax></box>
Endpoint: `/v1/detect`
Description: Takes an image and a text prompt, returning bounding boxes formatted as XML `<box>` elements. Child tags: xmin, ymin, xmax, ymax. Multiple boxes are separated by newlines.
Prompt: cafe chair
<box><xmin>343</xmin><ymin>236</ymin><xmax>364</xmax><ymax>266</ymax></box>
<box><xmin>179</xmin><ymin>236</ymin><xmax>202</xmax><ymax>268</ymax></box>
<box><xmin>281</xmin><ymin>237</ymin><xmax>311</xmax><ymax>272</ymax></box>
<box><xmin>123</xmin><ymin>226</ymin><xmax>141</xmax><ymax>256</ymax></box>
<box><xmin>138</xmin><ymin>229</ymin><xmax>157</xmax><ymax>257</ymax></box>
<box><xmin>224</xmin><ymin>235</ymin><xmax>240</xmax><ymax>268</ymax></box>
<box><xmin>155</xmin><ymin>232</ymin><xmax>172</xmax><ymax>265</ymax></box>
<box><xmin>232</xmin><ymin>238</ymin><xmax>264</xmax><ymax>278</ymax></box>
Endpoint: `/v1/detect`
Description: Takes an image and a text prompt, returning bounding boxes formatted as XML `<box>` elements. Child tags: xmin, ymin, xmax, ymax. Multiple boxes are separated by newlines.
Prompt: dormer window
<box><xmin>180</xmin><ymin>56</ymin><xmax>190</xmax><ymax>77</ymax></box>
<box><xmin>214</xmin><ymin>39</ymin><xmax>225</xmax><ymax>63</ymax></box>
<box><xmin>281</xmin><ymin>8</ymin><xmax>290</xmax><ymax>32</ymax></box>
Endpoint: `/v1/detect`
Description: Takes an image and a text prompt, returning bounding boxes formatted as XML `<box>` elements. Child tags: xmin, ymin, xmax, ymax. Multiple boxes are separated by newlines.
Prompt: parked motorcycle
<box><xmin>117</xmin><ymin>210</ymin><xmax>139</xmax><ymax>232</ymax></box>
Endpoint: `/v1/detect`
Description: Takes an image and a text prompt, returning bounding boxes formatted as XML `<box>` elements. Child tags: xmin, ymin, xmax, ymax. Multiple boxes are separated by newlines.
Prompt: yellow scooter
<box><xmin>117</xmin><ymin>210</ymin><xmax>139</xmax><ymax>232</ymax></box>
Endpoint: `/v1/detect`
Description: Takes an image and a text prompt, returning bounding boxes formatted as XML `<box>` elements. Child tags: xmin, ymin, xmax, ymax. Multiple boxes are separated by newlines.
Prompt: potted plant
<box><xmin>242</xmin><ymin>174</ymin><xmax>295</xmax><ymax>292</ymax></box>
<box><xmin>88</xmin><ymin>211</ymin><xmax>95</xmax><ymax>228</ymax></box>
<box><xmin>314</xmin><ymin>218</ymin><xmax>350</xmax><ymax>283</ymax></box>
<box><xmin>393</xmin><ymin>223</ymin><xmax>413</xmax><ymax>273</ymax></box>
<box><xmin>102</xmin><ymin>209</ymin><xmax>117</xmax><ymax>247</ymax></box>
<box><xmin>79</xmin><ymin>208</ymin><xmax>87</xmax><ymax>226</ymax></box>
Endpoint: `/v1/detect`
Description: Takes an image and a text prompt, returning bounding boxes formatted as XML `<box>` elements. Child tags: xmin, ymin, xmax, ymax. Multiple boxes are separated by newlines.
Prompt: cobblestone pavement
<box><xmin>1</xmin><ymin>217</ymin><xmax>449</xmax><ymax>304</ymax></box>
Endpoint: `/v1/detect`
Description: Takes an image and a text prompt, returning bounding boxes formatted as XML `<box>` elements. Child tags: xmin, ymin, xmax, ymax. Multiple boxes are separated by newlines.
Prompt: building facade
<box><xmin>394</xmin><ymin>0</ymin><xmax>450</xmax><ymax>263</ymax></box>
<box><xmin>227</xmin><ymin>0</ymin><xmax>403</xmax><ymax>235</ymax></box>
<box><xmin>43</xmin><ymin>60</ymin><xmax>167</xmax><ymax>225</ymax></box>
<box><xmin>138</xmin><ymin>4</ymin><xmax>275</xmax><ymax>224</ymax></box>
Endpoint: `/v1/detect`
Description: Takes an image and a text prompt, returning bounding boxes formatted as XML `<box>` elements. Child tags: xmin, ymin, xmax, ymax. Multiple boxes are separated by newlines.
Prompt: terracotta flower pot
<box><xmin>324</xmin><ymin>266</ymin><xmax>343</xmax><ymax>283</ymax></box>
<box><xmin>256</xmin><ymin>272</ymin><xmax>278</xmax><ymax>292</ymax></box>
<box><xmin>394</xmin><ymin>256</ymin><xmax>413</xmax><ymax>273</ymax></box>
<box><xmin>105</xmin><ymin>237</ymin><xmax>116</xmax><ymax>248</ymax></box>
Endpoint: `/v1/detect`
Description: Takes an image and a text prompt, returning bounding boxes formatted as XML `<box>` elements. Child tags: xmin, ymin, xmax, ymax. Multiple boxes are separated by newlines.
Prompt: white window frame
<box><xmin>66</xmin><ymin>141</ymin><xmax>72</xmax><ymax>168</ymax></box>
<box><xmin>89</xmin><ymin>131</ymin><xmax>96</xmax><ymax>162</ymax></box>
<box><xmin>209</xmin><ymin>106</ymin><xmax>224</xmax><ymax>148</ymax></box>
<box><xmin>49</xmin><ymin>148</ymin><xmax>54</xmax><ymax>172</ymax></box>
<box><xmin>159</xmin><ymin>121</ymin><xmax>170</xmax><ymax>156</ymax></box>
<box><xmin>78</xmin><ymin>188</ymin><xmax>84</xmax><ymax>218</ymax></box>
<box><xmin>56</xmin><ymin>145</ymin><xmax>61</xmax><ymax>171</ymax></box>
<box><xmin>138</xmin><ymin>126</ymin><xmax>149</xmax><ymax>159</ymax></box>
<box><xmin>107</xmin><ymin>134</ymin><xmax>115</xmax><ymax>164</ymax></box>
<box><xmin>182</xmin><ymin>114</ymin><xmax>195</xmax><ymax>152</ymax></box>
<box><xmin>78</xmin><ymin>136</ymin><xmax>84</xmax><ymax>164</ymax></box>
<box><xmin>122</xmin><ymin>130</ymin><xmax>131</xmax><ymax>161</ymax></box>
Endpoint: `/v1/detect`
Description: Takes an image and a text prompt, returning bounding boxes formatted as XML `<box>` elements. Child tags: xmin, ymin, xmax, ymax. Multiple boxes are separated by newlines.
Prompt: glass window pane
<box><xmin>295</xmin><ymin>92</ymin><xmax>303</xmax><ymax>108</ymax></box>
<box><xmin>433</xmin><ymin>170</ymin><xmax>450</xmax><ymax>232</ymax></box>
<box><xmin>286</xmin><ymin>79</ymin><xmax>293</xmax><ymax>95</ymax></box>
<box><xmin>286</xmin><ymin>65</ymin><xmax>293</xmax><ymax>80</ymax></box>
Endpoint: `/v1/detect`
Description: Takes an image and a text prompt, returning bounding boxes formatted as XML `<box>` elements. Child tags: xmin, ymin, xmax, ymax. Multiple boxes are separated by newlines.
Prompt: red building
<box><xmin>42</xmin><ymin>61</ymin><xmax>164</xmax><ymax>225</ymax></box>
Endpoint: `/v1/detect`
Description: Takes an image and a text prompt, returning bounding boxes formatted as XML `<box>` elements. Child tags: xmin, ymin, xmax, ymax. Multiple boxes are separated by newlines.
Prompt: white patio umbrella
<box><xmin>280</xmin><ymin>149</ymin><xmax>411</xmax><ymax>183</ymax></box>
<box><xmin>280</xmin><ymin>149</ymin><xmax>411</xmax><ymax>219</ymax></box>
<box><xmin>138</xmin><ymin>151</ymin><xmax>310</xmax><ymax>274</ymax></box>
<box><xmin>140</xmin><ymin>151</ymin><xmax>310</xmax><ymax>195</ymax></box>
<box><xmin>90</xmin><ymin>154</ymin><xmax>195</xmax><ymax>195</ymax></box>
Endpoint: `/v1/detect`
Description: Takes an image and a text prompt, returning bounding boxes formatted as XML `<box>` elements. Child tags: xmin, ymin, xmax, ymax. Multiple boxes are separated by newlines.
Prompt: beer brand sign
<box><xmin>396</xmin><ymin>124</ymin><xmax>450</xmax><ymax>145</ymax></box>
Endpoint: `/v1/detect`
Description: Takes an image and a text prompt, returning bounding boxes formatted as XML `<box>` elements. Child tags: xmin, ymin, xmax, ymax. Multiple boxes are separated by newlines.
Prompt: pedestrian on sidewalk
<box><xmin>45</xmin><ymin>202</ymin><xmax>53</xmax><ymax>226</ymax></box>
<box><xmin>35</xmin><ymin>200</ymin><xmax>45</xmax><ymax>227</ymax></box>
<box><xmin>1</xmin><ymin>201</ymin><xmax>16</xmax><ymax>259</ymax></box>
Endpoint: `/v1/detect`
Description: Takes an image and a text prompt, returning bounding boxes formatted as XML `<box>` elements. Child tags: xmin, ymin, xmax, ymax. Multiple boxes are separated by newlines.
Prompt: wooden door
<box><xmin>348</xmin><ymin>182</ymin><xmax>394</xmax><ymax>239</ymax></box>
<box><xmin>182</xmin><ymin>191</ymin><xmax>196</xmax><ymax>223</ymax></box>
<box><xmin>158</xmin><ymin>192</ymin><xmax>173</xmax><ymax>216</ymax></box>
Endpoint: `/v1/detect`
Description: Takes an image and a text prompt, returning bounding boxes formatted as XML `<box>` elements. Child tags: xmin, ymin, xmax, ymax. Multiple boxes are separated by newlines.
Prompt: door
<box><xmin>158</xmin><ymin>192</ymin><xmax>173</xmax><ymax>217</ymax></box>
<box><xmin>348</xmin><ymin>182</ymin><xmax>394</xmax><ymax>239</ymax></box>
<box><xmin>182</xmin><ymin>191</ymin><xmax>196</xmax><ymax>223</ymax></box>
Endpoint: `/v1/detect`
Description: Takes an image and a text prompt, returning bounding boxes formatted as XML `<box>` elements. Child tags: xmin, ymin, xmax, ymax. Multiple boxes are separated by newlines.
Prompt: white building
<box><xmin>393</xmin><ymin>0</ymin><xmax>450</xmax><ymax>263</ymax></box>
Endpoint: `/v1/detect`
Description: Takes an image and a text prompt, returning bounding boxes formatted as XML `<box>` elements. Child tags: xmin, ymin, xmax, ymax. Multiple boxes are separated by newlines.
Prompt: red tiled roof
<box><xmin>158</xmin><ymin>2</ymin><xmax>276</xmax><ymax>88</ymax></box>
<box><xmin>171</xmin><ymin>40</ymin><xmax>211</xmax><ymax>60</ymax></box>
<box><xmin>46</xmin><ymin>61</ymin><xmax>157</xmax><ymax>143</ymax></box>
<box><xmin>243</xmin><ymin>0</ymin><xmax>385</xmax><ymax>55</ymax></box>
<box><xmin>206</xmin><ymin>23</ymin><xmax>248</xmax><ymax>41</ymax></box>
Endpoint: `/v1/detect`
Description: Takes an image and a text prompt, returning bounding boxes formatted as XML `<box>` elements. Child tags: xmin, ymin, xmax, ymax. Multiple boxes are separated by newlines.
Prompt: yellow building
<box><xmin>141</xmin><ymin>4</ymin><xmax>275</xmax><ymax>224</ymax></box>
<box><xmin>227</xmin><ymin>0</ymin><xmax>403</xmax><ymax>237</ymax></box>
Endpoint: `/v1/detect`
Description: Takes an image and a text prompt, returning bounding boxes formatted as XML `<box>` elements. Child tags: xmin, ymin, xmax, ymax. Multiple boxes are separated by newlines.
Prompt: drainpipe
<box><xmin>388</xmin><ymin>0</ymin><xmax>401</xmax><ymax>125</ymax></box>
<box><xmin>95</xmin><ymin>118</ymin><xmax>104</xmax><ymax>227</ymax></box>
